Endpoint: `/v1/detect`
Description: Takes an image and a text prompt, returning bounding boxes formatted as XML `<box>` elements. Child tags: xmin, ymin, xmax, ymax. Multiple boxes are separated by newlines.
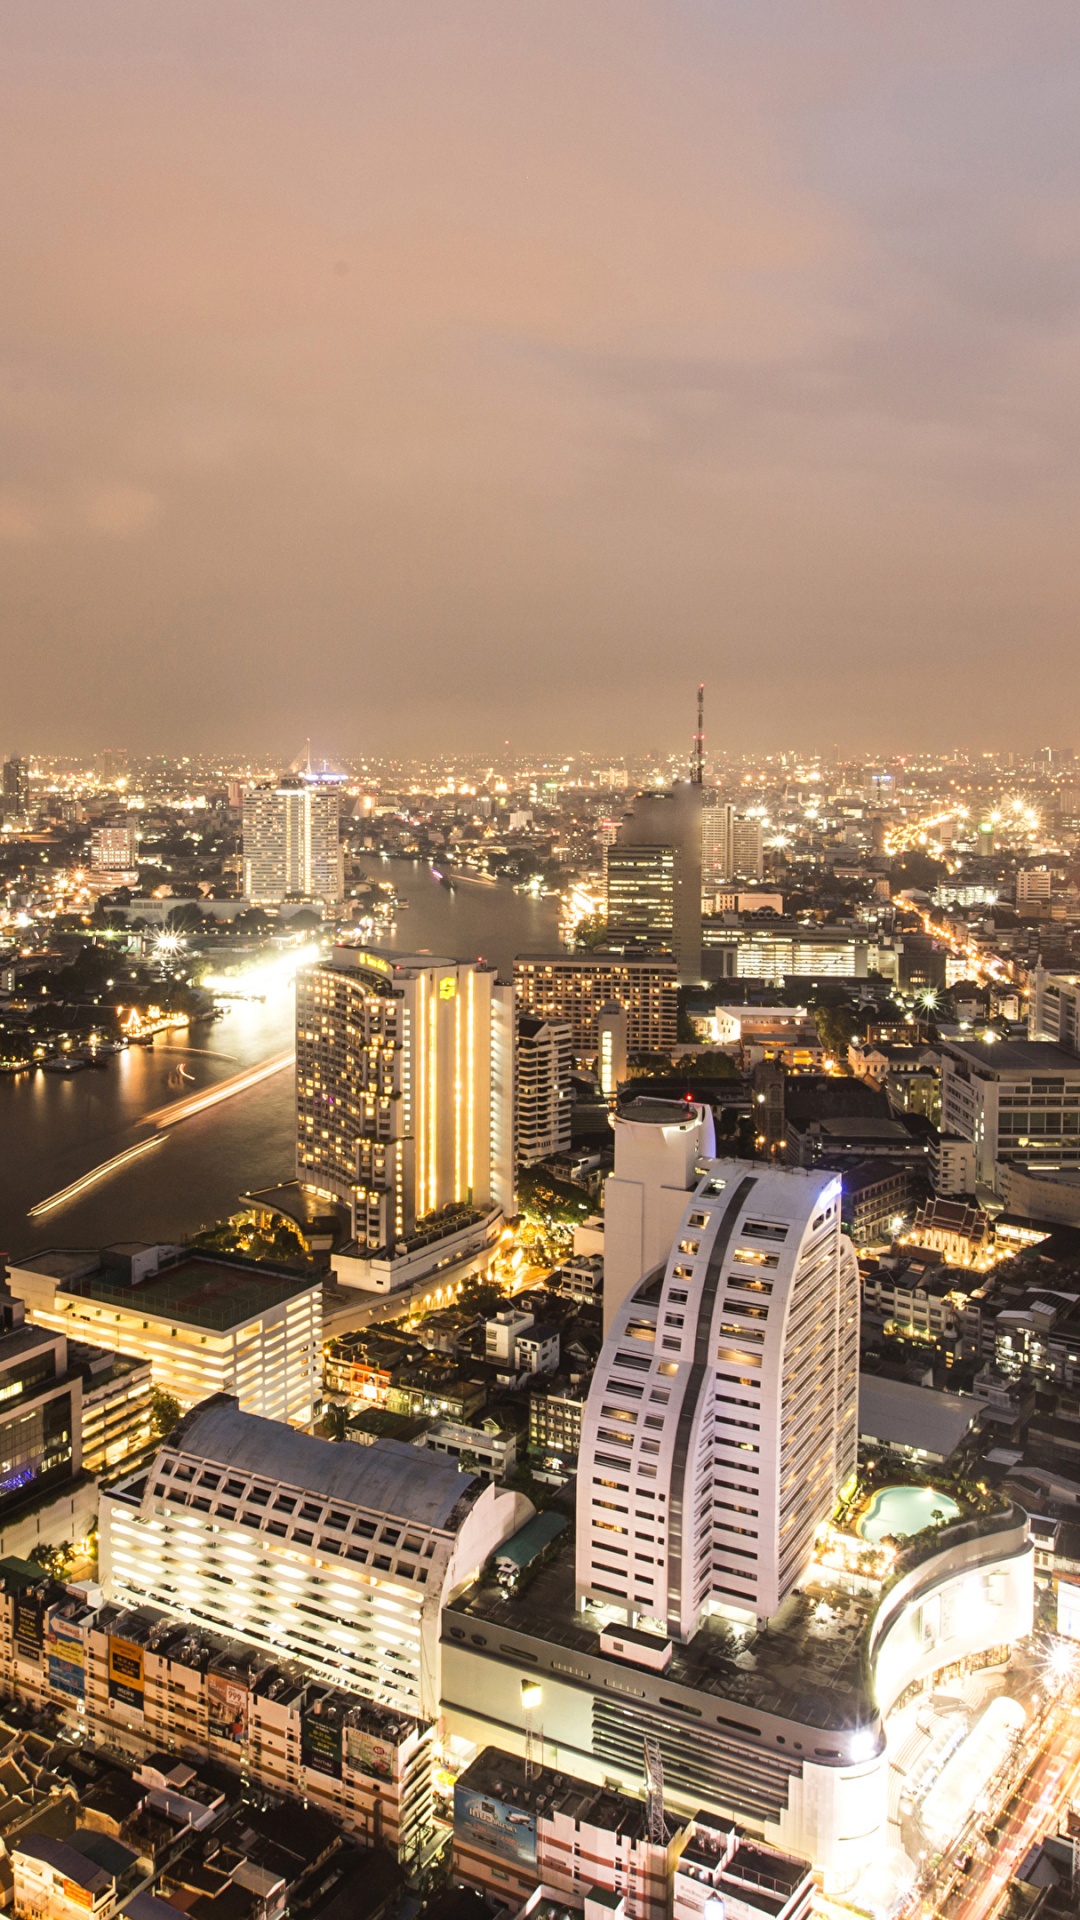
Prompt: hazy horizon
<box><xmin>3</xmin><ymin>3</ymin><xmax>1079</xmax><ymax>757</ymax></box>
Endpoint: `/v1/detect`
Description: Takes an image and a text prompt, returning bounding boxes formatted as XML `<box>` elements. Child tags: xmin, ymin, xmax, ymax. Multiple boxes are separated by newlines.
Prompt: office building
<box><xmin>99</xmin><ymin>1396</ymin><xmax>532</xmax><ymax>1720</ymax></box>
<box><xmin>242</xmin><ymin>777</ymin><xmax>344</xmax><ymax>904</ymax></box>
<box><xmin>0</xmin><ymin>1301</ymin><xmax>151</xmax><ymax>1561</ymax></box>
<box><xmin>296</xmin><ymin>946</ymin><xmax>515</xmax><ymax>1289</ymax></box>
<box><xmin>2</xmin><ymin>757</ymin><xmax>30</xmax><ymax>822</ymax></box>
<box><xmin>1016</xmin><ymin>867</ymin><xmax>1054</xmax><ymax>906</ymax></box>
<box><xmin>703</xmin><ymin>922</ymin><xmax>876</xmax><ymax>983</ymax></box>
<box><xmin>602</xmin><ymin>1098</ymin><xmax>715</xmax><ymax>1336</ymax></box>
<box><xmin>89</xmin><ymin>821</ymin><xmax>138</xmax><ymax>874</ymax></box>
<box><xmin>7</xmin><ymin>1243</ymin><xmax>321</xmax><ymax>1427</ymax></box>
<box><xmin>701</xmin><ymin>803</ymin><xmax>764</xmax><ymax>888</ymax></box>
<box><xmin>514</xmin><ymin>954</ymin><xmax>678</xmax><ymax>1060</ymax></box>
<box><xmin>940</xmin><ymin>1037</ymin><xmax>1080</xmax><ymax>1190</ymax></box>
<box><xmin>515</xmin><ymin>1014</ymin><xmax>572</xmax><ymax>1165</ymax></box>
<box><xmin>731</xmin><ymin>815</ymin><xmax>764</xmax><ymax>881</ymax></box>
<box><xmin>579</xmin><ymin>1160</ymin><xmax>859</xmax><ymax>1630</ymax></box>
<box><xmin>701</xmin><ymin>798</ymin><xmax>733</xmax><ymax>890</ymax></box>
<box><xmin>606</xmin><ymin>785</ymin><xmax>703</xmax><ymax>984</ymax></box>
<box><xmin>606</xmin><ymin>844</ymin><xmax>675</xmax><ymax>945</ymax></box>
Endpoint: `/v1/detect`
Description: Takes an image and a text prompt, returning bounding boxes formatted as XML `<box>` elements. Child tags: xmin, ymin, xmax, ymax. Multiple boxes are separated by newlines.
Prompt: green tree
<box><xmin>571</xmin><ymin>914</ymin><xmax>609</xmax><ymax>952</ymax></box>
<box><xmin>150</xmin><ymin>1388</ymin><xmax>183</xmax><ymax>1439</ymax></box>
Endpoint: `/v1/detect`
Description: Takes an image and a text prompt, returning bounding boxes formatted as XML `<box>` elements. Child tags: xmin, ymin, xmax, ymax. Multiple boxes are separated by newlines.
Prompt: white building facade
<box><xmin>99</xmin><ymin>1398</ymin><xmax>531</xmax><ymax>1721</ymax></box>
<box><xmin>515</xmin><ymin>1014</ymin><xmax>573</xmax><ymax>1165</ymax></box>
<box><xmin>602</xmin><ymin>1099</ymin><xmax>716</xmax><ymax>1337</ymax></box>
<box><xmin>578</xmin><ymin>1161</ymin><xmax>860</xmax><ymax>1632</ymax></box>
<box><xmin>242</xmin><ymin>779</ymin><xmax>344</xmax><ymax>904</ymax></box>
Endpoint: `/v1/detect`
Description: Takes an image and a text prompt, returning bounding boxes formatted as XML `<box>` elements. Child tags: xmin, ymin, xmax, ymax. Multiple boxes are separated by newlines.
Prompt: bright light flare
<box><xmin>201</xmin><ymin>940</ymin><xmax>322</xmax><ymax>997</ymax></box>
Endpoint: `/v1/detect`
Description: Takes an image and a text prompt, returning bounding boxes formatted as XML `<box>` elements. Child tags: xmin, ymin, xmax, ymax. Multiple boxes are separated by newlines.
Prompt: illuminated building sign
<box><xmin>108</xmin><ymin>1636</ymin><xmax>145</xmax><ymax>1714</ymax></box>
<box><xmin>48</xmin><ymin>1617</ymin><xmax>85</xmax><ymax>1699</ymax></box>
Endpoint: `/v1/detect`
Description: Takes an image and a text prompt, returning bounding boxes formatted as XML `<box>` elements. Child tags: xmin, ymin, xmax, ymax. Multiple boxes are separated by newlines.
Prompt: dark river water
<box><xmin>0</xmin><ymin>860</ymin><xmax>561</xmax><ymax>1260</ymax></box>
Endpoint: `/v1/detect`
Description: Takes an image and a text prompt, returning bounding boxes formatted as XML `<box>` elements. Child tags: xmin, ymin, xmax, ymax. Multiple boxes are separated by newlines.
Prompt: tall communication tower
<box><xmin>692</xmin><ymin>683</ymin><xmax>705</xmax><ymax>785</ymax></box>
<box><xmin>643</xmin><ymin>1737</ymin><xmax>666</xmax><ymax>1844</ymax></box>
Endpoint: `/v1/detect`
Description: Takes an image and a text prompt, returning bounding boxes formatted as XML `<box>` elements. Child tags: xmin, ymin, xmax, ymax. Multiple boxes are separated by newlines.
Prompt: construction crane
<box><xmin>643</xmin><ymin>1737</ymin><xmax>666</xmax><ymax>1844</ymax></box>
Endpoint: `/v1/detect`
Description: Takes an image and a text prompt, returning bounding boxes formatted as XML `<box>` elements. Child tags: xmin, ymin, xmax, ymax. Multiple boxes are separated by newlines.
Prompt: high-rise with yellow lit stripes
<box><xmin>296</xmin><ymin>947</ymin><xmax>515</xmax><ymax>1281</ymax></box>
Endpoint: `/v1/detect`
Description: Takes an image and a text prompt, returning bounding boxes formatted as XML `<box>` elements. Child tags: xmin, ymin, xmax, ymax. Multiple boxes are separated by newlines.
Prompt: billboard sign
<box><xmin>454</xmin><ymin>1783</ymin><xmax>538</xmax><ymax>1869</ymax></box>
<box><xmin>302</xmin><ymin>1710</ymin><xmax>343</xmax><ymax>1780</ymax></box>
<box><xmin>14</xmin><ymin>1594</ymin><xmax>44</xmax><ymax>1665</ymax></box>
<box><xmin>345</xmin><ymin>1725</ymin><xmax>396</xmax><ymax>1781</ymax></box>
<box><xmin>47</xmin><ymin>1617</ymin><xmax>86</xmax><ymax>1700</ymax></box>
<box><xmin>108</xmin><ymin>1636</ymin><xmax>145</xmax><ymax>1715</ymax></box>
<box><xmin>208</xmin><ymin>1672</ymin><xmax>249</xmax><ymax>1745</ymax></box>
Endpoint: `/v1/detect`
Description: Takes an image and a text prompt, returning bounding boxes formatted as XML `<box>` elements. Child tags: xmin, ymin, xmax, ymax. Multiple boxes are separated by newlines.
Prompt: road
<box><xmin>943</xmin><ymin>1700</ymin><xmax>1080</xmax><ymax>1920</ymax></box>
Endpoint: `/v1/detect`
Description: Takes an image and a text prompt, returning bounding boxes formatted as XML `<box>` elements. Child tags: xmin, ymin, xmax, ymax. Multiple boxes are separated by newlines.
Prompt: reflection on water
<box><xmin>0</xmin><ymin>861</ymin><xmax>561</xmax><ymax>1258</ymax></box>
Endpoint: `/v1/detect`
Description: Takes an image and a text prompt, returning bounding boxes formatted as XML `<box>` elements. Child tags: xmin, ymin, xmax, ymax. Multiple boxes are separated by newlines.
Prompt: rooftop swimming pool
<box><xmin>858</xmin><ymin>1484</ymin><xmax>960</xmax><ymax>1545</ymax></box>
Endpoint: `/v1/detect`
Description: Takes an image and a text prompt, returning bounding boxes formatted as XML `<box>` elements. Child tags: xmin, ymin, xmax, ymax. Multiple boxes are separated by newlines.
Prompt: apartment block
<box><xmin>514</xmin><ymin>954</ymin><xmax>678</xmax><ymax>1060</ymax></box>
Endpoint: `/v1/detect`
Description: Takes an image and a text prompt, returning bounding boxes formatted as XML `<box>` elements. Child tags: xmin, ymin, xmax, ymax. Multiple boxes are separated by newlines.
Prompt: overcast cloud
<box><xmin>1</xmin><ymin>2</ymin><xmax>1078</xmax><ymax>757</ymax></box>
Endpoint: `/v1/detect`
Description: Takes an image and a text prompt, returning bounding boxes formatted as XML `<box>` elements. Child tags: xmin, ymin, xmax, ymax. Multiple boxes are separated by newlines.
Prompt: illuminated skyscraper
<box><xmin>296</xmin><ymin>947</ymin><xmax>515</xmax><ymax>1286</ymax></box>
<box><xmin>242</xmin><ymin>777</ymin><xmax>344</xmax><ymax>904</ymax></box>
<box><xmin>604</xmin><ymin>784</ymin><xmax>703</xmax><ymax>984</ymax></box>
<box><xmin>1</xmin><ymin>758</ymin><xmax>30</xmax><ymax>823</ymax></box>
<box><xmin>577</xmin><ymin>1160</ymin><xmax>859</xmax><ymax>1632</ymax></box>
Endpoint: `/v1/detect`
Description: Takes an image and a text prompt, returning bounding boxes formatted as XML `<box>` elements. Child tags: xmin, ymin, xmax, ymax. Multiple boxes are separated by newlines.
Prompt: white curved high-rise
<box><xmin>577</xmin><ymin>1159</ymin><xmax>859</xmax><ymax>1635</ymax></box>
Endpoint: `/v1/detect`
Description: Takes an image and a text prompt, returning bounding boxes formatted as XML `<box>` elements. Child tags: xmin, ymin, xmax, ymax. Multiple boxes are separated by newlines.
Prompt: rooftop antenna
<box><xmin>643</xmin><ymin>1737</ymin><xmax>666</xmax><ymax>1844</ymax></box>
<box><xmin>693</xmin><ymin>684</ymin><xmax>705</xmax><ymax>786</ymax></box>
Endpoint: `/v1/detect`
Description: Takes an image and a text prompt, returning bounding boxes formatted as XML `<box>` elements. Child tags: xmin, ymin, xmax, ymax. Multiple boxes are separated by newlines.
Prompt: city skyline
<box><xmin>2</xmin><ymin>5</ymin><xmax>1079</xmax><ymax>755</ymax></box>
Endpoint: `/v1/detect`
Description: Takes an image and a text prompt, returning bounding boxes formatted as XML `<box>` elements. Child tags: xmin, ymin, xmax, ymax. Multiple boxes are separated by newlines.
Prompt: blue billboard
<box><xmin>454</xmin><ymin>1782</ymin><xmax>538</xmax><ymax>1869</ymax></box>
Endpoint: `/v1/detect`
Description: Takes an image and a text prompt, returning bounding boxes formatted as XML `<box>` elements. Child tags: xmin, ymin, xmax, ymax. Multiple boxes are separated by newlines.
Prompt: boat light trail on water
<box><xmin>146</xmin><ymin>1049</ymin><xmax>294</xmax><ymax>1129</ymax></box>
<box><xmin>27</xmin><ymin>1048</ymin><xmax>294</xmax><ymax>1217</ymax></box>
<box><xmin>29</xmin><ymin>1136</ymin><xmax>167</xmax><ymax>1217</ymax></box>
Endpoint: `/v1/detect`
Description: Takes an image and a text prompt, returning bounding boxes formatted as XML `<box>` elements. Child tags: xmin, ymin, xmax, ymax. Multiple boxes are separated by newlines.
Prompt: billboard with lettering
<box><xmin>454</xmin><ymin>1783</ymin><xmax>537</xmax><ymax>1869</ymax></box>
<box><xmin>208</xmin><ymin>1672</ymin><xmax>249</xmax><ymax>1745</ymax></box>
<box><xmin>47</xmin><ymin>1617</ymin><xmax>86</xmax><ymax>1699</ymax></box>
<box><xmin>108</xmin><ymin>1636</ymin><xmax>145</xmax><ymax>1715</ymax></box>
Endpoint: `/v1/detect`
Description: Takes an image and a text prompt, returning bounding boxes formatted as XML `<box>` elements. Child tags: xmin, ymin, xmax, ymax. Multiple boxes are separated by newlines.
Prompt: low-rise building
<box><xmin>7</xmin><ymin>1244</ymin><xmax>321</xmax><ymax>1427</ymax></box>
<box><xmin>860</xmin><ymin>1259</ymin><xmax>964</xmax><ymax>1340</ymax></box>
<box><xmin>838</xmin><ymin>1160</ymin><xmax>919</xmax><ymax>1246</ymax></box>
<box><xmin>420</xmin><ymin>1417</ymin><xmax>518</xmax><ymax>1481</ymax></box>
<box><xmin>673</xmin><ymin>1809</ymin><xmax>813</xmax><ymax>1920</ymax></box>
<box><xmin>857</xmin><ymin>1374</ymin><xmax>982</xmax><ymax>1466</ymax></box>
<box><xmin>528</xmin><ymin>1382</ymin><xmax>587</xmax><ymax>1471</ymax></box>
<box><xmin>0</xmin><ymin>1566</ymin><xmax>433</xmax><ymax>1867</ymax></box>
<box><xmin>12</xmin><ymin>1829</ymin><xmax>135</xmax><ymax>1920</ymax></box>
<box><xmin>551</xmin><ymin>1257</ymin><xmax>603</xmax><ymax>1307</ymax></box>
<box><xmin>453</xmin><ymin>1745</ymin><xmax>684</xmax><ymax>1920</ymax></box>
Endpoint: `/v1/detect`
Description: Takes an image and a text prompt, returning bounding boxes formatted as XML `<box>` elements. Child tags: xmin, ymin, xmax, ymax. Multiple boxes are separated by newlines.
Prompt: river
<box><xmin>0</xmin><ymin>859</ymin><xmax>562</xmax><ymax>1260</ymax></box>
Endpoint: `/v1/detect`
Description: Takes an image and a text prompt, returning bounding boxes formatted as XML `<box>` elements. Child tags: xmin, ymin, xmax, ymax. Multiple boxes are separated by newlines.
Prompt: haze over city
<box><xmin>3</xmin><ymin>3</ymin><xmax>1080</xmax><ymax>754</ymax></box>
<box><xmin>4</xmin><ymin>11</ymin><xmax>1080</xmax><ymax>1920</ymax></box>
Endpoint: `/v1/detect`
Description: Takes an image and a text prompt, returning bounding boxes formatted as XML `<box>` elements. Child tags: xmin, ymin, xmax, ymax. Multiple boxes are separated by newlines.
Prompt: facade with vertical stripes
<box><xmin>576</xmin><ymin>1161</ymin><xmax>859</xmax><ymax>1632</ymax></box>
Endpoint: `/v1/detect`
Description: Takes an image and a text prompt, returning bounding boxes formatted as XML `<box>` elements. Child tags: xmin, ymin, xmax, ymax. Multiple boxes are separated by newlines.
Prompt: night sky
<box><xmin>2</xmin><ymin>3</ymin><xmax>1078</xmax><ymax>757</ymax></box>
